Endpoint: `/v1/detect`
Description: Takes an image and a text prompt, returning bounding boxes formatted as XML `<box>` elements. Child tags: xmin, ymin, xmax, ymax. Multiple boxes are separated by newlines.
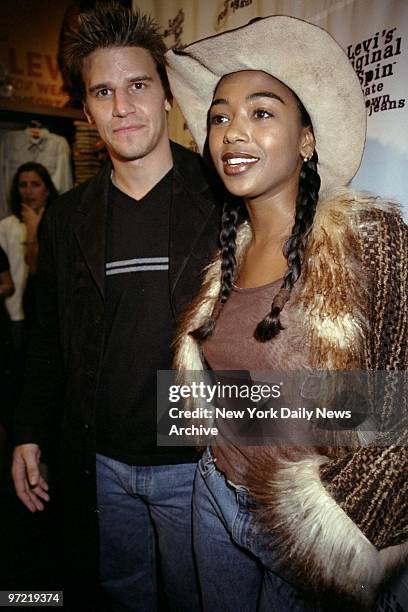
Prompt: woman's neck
<box><xmin>244</xmin><ymin>191</ymin><xmax>297</xmax><ymax>246</ymax></box>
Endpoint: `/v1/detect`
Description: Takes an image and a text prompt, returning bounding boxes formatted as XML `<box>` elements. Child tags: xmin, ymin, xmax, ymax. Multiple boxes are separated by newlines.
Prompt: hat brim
<box><xmin>166</xmin><ymin>15</ymin><xmax>366</xmax><ymax>193</ymax></box>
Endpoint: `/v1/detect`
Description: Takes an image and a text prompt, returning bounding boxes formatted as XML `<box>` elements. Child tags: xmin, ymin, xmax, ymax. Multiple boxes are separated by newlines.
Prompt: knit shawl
<box><xmin>174</xmin><ymin>188</ymin><xmax>408</xmax><ymax>607</ymax></box>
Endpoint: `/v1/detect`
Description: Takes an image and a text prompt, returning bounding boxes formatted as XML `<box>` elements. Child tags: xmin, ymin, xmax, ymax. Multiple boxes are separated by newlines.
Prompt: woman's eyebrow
<box><xmin>210</xmin><ymin>91</ymin><xmax>285</xmax><ymax>109</ymax></box>
<box><xmin>246</xmin><ymin>91</ymin><xmax>285</xmax><ymax>104</ymax></box>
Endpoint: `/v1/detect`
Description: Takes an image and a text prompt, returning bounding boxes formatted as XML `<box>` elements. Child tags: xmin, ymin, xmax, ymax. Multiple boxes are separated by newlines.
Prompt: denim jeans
<box><xmin>193</xmin><ymin>446</ymin><xmax>325</xmax><ymax>612</ymax></box>
<box><xmin>96</xmin><ymin>453</ymin><xmax>199</xmax><ymax>612</ymax></box>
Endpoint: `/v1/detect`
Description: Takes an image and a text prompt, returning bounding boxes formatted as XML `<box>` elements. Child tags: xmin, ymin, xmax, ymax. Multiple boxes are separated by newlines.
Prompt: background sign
<box><xmin>0</xmin><ymin>0</ymin><xmax>72</xmax><ymax>107</ymax></box>
<box><xmin>136</xmin><ymin>0</ymin><xmax>408</xmax><ymax>218</ymax></box>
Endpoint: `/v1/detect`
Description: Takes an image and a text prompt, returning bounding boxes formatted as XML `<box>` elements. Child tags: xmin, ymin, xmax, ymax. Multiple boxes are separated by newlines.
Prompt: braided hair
<box><xmin>254</xmin><ymin>150</ymin><xmax>320</xmax><ymax>341</ymax></box>
<box><xmin>192</xmin><ymin>96</ymin><xmax>321</xmax><ymax>343</ymax></box>
<box><xmin>191</xmin><ymin>197</ymin><xmax>246</xmax><ymax>340</ymax></box>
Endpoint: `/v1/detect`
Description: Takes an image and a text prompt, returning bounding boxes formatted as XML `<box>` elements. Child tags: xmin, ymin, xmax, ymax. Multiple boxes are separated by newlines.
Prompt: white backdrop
<box><xmin>135</xmin><ymin>0</ymin><xmax>408</xmax><ymax>219</ymax></box>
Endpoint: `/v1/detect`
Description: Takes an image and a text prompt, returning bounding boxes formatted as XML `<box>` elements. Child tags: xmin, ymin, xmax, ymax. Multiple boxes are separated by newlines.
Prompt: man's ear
<box><xmin>164</xmin><ymin>98</ymin><xmax>172</xmax><ymax>112</ymax></box>
<box><xmin>83</xmin><ymin>102</ymin><xmax>94</xmax><ymax>125</ymax></box>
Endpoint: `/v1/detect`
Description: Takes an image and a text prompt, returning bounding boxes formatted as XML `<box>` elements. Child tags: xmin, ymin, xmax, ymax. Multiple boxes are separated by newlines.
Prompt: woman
<box><xmin>166</xmin><ymin>16</ymin><xmax>407</xmax><ymax>611</ymax></box>
<box><xmin>0</xmin><ymin>162</ymin><xmax>58</xmax><ymax>357</ymax></box>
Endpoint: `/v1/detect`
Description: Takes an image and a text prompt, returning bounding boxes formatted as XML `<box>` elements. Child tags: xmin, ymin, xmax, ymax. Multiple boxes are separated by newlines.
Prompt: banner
<box><xmin>310</xmin><ymin>0</ymin><xmax>408</xmax><ymax>217</ymax></box>
<box><xmin>135</xmin><ymin>0</ymin><xmax>408</xmax><ymax>218</ymax></box>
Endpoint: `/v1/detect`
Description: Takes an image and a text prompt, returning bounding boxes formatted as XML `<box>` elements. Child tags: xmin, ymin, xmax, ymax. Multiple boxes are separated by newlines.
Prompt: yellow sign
<box><xmin>0</xmin><ymin>0</ymin><xmax>72</xmax><ymax>107</ymax></box>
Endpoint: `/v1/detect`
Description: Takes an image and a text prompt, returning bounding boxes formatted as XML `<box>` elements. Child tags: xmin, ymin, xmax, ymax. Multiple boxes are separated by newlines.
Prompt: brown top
<box><xmin>202</xmin><ymin>278</ymin><xmax>312</xmax><ymax>485</ymax></box>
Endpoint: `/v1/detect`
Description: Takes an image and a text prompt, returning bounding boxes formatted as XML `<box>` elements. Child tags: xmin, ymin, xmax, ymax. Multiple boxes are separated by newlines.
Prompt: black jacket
<box><xmin>14</xmin><ymin>142</ymin><xmax>221</xmax><ymax>592</ymax></box>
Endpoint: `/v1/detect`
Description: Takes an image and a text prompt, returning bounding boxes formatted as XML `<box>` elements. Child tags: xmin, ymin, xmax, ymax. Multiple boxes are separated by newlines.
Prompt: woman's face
<box><xmin>208</xmin><ymin>70</ymin><xmax>313</xmax><ymax>202</ymax></box>
<box><xmin>17</xmin><ymin>171</ymin><xmax>49</xmax><ymax>210</ymax></box>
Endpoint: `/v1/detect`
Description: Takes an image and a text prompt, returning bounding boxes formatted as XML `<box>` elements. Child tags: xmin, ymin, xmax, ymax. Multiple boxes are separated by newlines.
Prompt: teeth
<box><xmin>225</xmin><ymin>157</ymin><xmax>258</xmax><ymax>165</ymax></box>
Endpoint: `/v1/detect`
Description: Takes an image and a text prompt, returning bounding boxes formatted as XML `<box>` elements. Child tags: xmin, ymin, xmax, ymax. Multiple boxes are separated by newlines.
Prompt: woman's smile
<box><xmin>221</xmin><ymin>151</ymin><xmax>260</xmax><ymax>175</ymax></box>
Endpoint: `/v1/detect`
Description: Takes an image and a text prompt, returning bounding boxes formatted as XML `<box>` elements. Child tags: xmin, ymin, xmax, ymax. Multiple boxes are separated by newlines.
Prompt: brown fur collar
<box><xmin>174</xmin><ymin>188</ymin><xmax>395</xmax><ymax>373</ymax></box>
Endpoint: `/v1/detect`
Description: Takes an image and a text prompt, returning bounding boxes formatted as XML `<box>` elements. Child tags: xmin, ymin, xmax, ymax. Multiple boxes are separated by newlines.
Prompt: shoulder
<box><xmin>171</xmin><ymin>140</ymin><xmax>224</xmax><ymax>202</ymax></box>
<box><xmin>0</xmin><ymin>214</ymin><xmax>20</xmax><ymax>228</ymax></box>
<box><xmin>39</xmin><ymin>184</ymin><xmax>86</xmax><ymax>237</ymax></box>
<box><xmin>45</xmin><ymin>163</ymin><xmax>110</xmax><ymax>222</ymax></box>
<box><xmin>0</xmin><ymin>215</ymin><xmax>24</xmax><ymax>242</ymax></box>
<box><xmin>171</xmin><ymin>140</ymin><xmax>202</xmax><ymax>168</ymax></box>
<box><xmin>313</xmin><ymin>187</ymin><xmax>406</xmax><ymax>244</ymax></box>
<box><xmin>51</xmin><ymin>178</ymin><xmax>94</xmax><ymax>210</ymax></box>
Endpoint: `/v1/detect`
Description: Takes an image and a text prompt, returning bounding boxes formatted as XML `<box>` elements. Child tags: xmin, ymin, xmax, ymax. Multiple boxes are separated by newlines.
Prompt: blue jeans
<box><xmin>96</xmin><ymin>453</ymin><xmax>199</xmax><ymax>612</ymax></box>
<box><xmin>193</xmin><ymin>447</ymin><xmax>324</xmax><ymax>612</ymax></box>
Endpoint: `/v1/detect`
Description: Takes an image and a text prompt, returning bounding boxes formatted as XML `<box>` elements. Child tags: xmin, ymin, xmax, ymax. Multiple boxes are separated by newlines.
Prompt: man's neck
<box><xmin>110</xmin><ymin>142</ymin><xmax>173</xmax><ymax>201</ymax></box>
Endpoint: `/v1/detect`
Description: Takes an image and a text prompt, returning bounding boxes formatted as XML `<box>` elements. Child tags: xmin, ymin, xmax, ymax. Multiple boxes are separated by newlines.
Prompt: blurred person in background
<box><xmin>0</xmin><ymin>162</ymin><xmax>58</xmax><ymax>359</ymax></box>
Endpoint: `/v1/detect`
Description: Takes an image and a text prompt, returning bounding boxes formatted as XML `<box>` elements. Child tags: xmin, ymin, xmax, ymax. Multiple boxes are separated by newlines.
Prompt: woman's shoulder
<box><xmin>317</xmin><ymin>187</ymin><xmax>404</xmax><ymax>224</ymax></box>
<box><xmin>0</xmin><ymin>214</ymin><xmax>21</xmax><ymax>226</ymax></box>
<box><xmin>0</xmin><ymin>214</ymin><xmax>24</xmax><ymax>239</ymax></box>
<box><xmin>313</xmin><ymin>187</ymin><xmax>406</xmax><ymax>255</ymax></box>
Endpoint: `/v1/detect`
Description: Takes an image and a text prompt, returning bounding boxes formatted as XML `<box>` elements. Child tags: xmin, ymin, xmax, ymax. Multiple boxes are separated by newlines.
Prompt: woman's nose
<box><xmin>223</xmin><ymin>117</ymin><xmax>249</xmax><ymax>144</ymax></box>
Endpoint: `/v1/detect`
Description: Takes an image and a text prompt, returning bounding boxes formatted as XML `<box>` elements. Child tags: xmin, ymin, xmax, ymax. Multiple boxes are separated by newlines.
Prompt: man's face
<box><xmin>82</xmin><ymin>46</ymin><xmax>171</xmax><ymax>163</ymax></box>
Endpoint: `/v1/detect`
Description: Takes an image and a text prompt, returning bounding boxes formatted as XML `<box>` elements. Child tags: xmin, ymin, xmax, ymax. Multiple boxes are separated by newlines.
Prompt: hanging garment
<box><xmin>0</xmin><ymin>128</ymin><xmax>73</xmax><ymax>215</ymax></box>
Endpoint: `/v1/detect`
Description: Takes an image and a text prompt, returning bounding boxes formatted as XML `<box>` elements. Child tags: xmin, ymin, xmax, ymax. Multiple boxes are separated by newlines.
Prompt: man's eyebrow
<box><xmin>88</xmin><ymin>75</ymin><xmax>153</xmax><ymax>93</ymax></box>
<box><xmin>126</xmin><ymin>75</ymin><xmax>153</xmax><ymax>83</ymax></box>
<box><xmin>210</xmin><ymin>91</ymin><xmax>285</xmax><ymax>108</ymax></box>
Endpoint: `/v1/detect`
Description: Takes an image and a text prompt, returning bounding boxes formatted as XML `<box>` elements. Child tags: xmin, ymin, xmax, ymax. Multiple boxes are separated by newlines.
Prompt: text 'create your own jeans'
<box><xmin>96</xmin><ymin>453</ymin><xmax>199</xmax><ymax>612</ymax></box>
<box><xmin>193</xmin><ymin>446</ymin><xmax>324</xmax><ymax>612</ymax></box>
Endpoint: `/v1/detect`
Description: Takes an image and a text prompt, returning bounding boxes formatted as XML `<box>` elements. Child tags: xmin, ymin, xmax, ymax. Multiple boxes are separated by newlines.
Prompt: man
<box><xmin>11</xmin><ymin>4</ymin><xmax>220</xmax><ymax>611</ymax></box>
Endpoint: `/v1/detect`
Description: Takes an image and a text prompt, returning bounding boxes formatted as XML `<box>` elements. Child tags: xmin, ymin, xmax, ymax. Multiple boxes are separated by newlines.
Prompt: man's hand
<box><xmin>12</xmin><ymin>444</ymin><xmax>50</xmax><ymax>512</ymax></box>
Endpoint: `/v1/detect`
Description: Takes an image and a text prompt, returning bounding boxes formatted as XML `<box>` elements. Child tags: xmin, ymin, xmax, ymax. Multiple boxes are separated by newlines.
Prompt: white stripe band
<box><xmin>106</xmin><ymin>265</ymin><xmax>169</xmax><ymax>275</ymax></box>
<box><xmin>106</xmin><ymin>257</ymin><xmax>169</xmax><ymax>269</ymax></box>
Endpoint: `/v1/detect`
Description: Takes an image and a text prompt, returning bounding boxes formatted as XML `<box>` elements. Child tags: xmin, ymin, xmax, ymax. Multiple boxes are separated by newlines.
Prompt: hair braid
<box><xmin>220</xmin><ymin>200</ymin><xmax>241</xmax><ymax>302</ymax></box>
<box><xmin>191</xmin><ymin>199</ymin><xmax>243</xmax><ymax>341</ymax></box>
<box><xmin>254</xmin><ymin>152</ymin><xmax>321</xmax><ymax>342</ymax></box>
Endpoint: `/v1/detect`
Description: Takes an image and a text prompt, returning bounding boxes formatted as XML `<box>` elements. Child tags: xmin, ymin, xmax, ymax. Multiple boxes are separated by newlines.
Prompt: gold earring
<box><xmin>302</xmin><ymin>153</ymin><xmax>312</xmax><ymax>163</ymax></box>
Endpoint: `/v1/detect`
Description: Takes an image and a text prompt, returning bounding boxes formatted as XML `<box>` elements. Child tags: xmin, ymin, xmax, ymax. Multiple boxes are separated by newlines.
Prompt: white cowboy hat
<box><xmin>166</xmin><ymin>15</ymin><xmax>366</xmax><ymax>193</ymax></box>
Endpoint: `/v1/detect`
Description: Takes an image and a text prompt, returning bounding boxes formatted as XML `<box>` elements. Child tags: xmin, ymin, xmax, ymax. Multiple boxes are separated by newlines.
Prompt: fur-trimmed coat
<box><xmin>174</xmin><ymin>189</ymin><xmax>408</xmax><ymax>607</ymax></box>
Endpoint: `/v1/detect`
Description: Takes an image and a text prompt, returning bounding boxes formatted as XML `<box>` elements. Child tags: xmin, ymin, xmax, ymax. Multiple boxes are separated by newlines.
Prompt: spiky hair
<box><xmin>61</xmin><ymin>2</ymin><xmax>170</xmax><ymax>102</ymax></box>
